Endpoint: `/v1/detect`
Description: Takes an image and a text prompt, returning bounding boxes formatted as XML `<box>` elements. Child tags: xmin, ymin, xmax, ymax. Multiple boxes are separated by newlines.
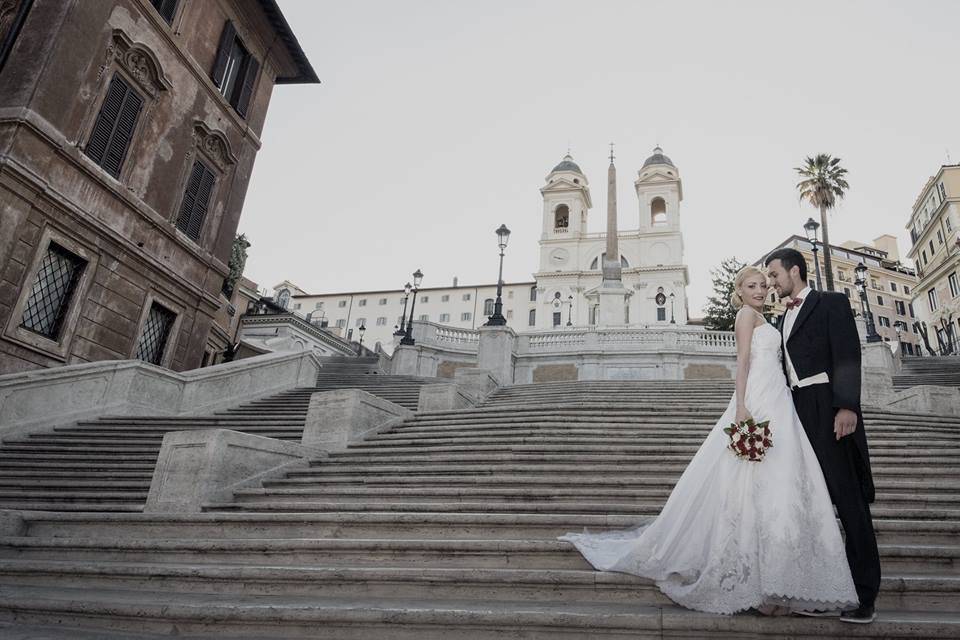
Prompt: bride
<box><xmin>560</xmin><ymin>266</ymin><xmax>859</xmax><ymax>615</ymax></box>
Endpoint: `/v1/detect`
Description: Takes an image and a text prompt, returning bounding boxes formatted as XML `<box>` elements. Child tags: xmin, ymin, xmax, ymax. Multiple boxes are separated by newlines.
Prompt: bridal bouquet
<box><xmin>723</xmin><ymin>418</ymin><xmax>773</xmax><ymax>462</ymax></box>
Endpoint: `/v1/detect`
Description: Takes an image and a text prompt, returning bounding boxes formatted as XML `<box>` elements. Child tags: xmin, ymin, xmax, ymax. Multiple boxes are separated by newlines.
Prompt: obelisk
<box><xmin>602</xmin><ymin>145</ymin><xmax>622</xmax><ymax>285</ymax></box>
<box><xmin>597</xmin><ymin>143</ymin><xmax>629</xmax><ymax>325</ymax></box>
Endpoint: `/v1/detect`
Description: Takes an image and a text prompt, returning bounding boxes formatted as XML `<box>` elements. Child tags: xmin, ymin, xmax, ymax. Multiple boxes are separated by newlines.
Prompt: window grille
<box><xmin>20</xmin><ymin>243</ymin><xmax>86</xmax><ymax>339</ymax></box>
<box><xmin>175</xmin><ymin>160</ymin><xmax>216</xmax><ymax>241</ymax></box>
<box><xmin>135</xmin><ymin>302</ymin><xmax>176</xmax><ymax>365</ymax></box>
<box><xmin>85</xmin><ymin>73</ymin><xmax>144</xmax><ymax>179</ymax></box>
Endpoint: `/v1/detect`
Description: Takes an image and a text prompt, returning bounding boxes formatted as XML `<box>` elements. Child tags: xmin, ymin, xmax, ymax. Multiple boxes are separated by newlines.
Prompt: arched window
<box><xmin>528</xmin><ymin>308</ymin><xmax>536</xmax><ymax>326</ymax></box>
<box><xmin>483</xmin><ymin>298</ymin><xmax>495</xmax><ymax>315</ymax></box>
<box><xmin>554</xmin><ymin>204</ymin><xmax>569</xmax><ymax>229</ymax></box>
<box><xmin>651</xmin><ymin>197</ymin><xmax>667</xmax><ymax>225</ymax></box>
<box><xmin>529</xmin><ymin>286</ymin><xmax>538</xmax><ymax>302</ymax></box>
<box><xmin>277</xmin><ymin>289</ymin><xmax>290</xmax><ymax>309</ymax></box>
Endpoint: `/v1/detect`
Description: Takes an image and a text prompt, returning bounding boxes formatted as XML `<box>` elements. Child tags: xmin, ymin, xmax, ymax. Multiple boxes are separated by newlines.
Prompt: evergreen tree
<box><xmin>703</xmin><ymin>257</ymin><xmax>746</xmax><ymax>331</ymax></box>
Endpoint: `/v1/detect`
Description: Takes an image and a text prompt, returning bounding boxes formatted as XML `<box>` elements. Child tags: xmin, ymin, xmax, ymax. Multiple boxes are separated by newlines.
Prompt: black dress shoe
<box><xmin>840</xmin><ymin>604</ymin><xmax>876</xmax><ymax>624</ymax></box>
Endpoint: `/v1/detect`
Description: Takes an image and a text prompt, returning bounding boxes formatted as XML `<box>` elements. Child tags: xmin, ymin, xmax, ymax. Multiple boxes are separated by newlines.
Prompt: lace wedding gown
<box><xmin>560</xmin><ymin>321</ymin><xmax>859</xmax><ymax>614</ymax></box>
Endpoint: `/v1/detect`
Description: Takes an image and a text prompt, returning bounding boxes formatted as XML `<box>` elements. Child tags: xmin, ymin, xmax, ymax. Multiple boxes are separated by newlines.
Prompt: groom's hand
<box><xmin>834</xmin><ymin>408</ymin><xmax>857</xmax><ymax>440</ymax></box>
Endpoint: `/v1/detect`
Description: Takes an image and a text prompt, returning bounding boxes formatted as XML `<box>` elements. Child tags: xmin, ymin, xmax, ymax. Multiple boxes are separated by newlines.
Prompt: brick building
<box><xmin>0</xmin><ymin>0</ymin><xmax>316</xmax><ymax>373</ymax></box>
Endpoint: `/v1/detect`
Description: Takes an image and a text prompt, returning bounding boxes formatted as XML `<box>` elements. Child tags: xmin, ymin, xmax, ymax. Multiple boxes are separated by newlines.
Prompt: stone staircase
<box><xmin>0</xmin><ymin>378</ymin><xmax>957</xmax><ymax>637</ymax></box>
<box><xmin>893</xmin><ymin>355</ymin><xmax>960</xmax><ymax>390</ymax></box>
<box><xmin>0</xmin><ymin>356</ymin><xmax>432</xmax><ymax>512</ymax></box>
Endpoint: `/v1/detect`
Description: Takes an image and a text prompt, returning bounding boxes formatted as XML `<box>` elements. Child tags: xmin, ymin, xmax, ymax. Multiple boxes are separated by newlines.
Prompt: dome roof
<box><xmin>641</xmin><ymin>146</ymin><xmax>675</xmax><ymax>168</ymax></box>
<box><xmin>551</xmin><ymin>154</ymin><xmax>583</xmax><ymax>174</ymax></box>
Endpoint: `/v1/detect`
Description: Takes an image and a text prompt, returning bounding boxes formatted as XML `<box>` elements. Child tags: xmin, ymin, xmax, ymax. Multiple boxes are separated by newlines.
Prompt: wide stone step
<box><xmin>349</xmin><ymin>434</ymin><xmax>960</xmax><ymax>449</ymax></box>
<box><xmin>319</xmin><ymin>451</ymin><xmax>960</xmax><ymax>466</ymax></box>
<box><xmin>5</xmin><ymin>583</ymin><xmax>956</xmax><ymax>640</ymax></box>
<box><xmin>281</xmin><ymin>462</ymin><xmax>960</xmax><ymax>479</ymax></box>
<box><xmin>0</xmin><ymin>536</ymin><xmax>952</xmax><ymax>574</ymax></box>
<box><xmin>228</xmin><ymin>485</ymin><xmax>960</xmax><ymax>508</ymax></box>
<box><xmin>0</xmin><ymin>470</ymin><xmax>153</xmax><ymax>479</ymax></box>
<box><xmin>262</xmin><ymin>474</ymin><xmax>959</xmax><ymax>496</ymax></box>
<box><xmin>0</xmin><ymin>560</ymin><xmax>954</xmax><ymax>611</ymax></box>
<box><xmin>20</xmin><ymin>512</ymin><xmax>960</xmax><ymax>544</ymax></box>
<box><xmin>207</xmin><ymin>498</ymin><xmax>960</xmax><ymax>522</ymax></box>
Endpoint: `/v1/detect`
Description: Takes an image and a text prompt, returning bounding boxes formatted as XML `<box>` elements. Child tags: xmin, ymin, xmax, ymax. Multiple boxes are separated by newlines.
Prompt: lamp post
<box><xmin>855</xmin><ymin>262</ymin><xmax>882</xmax><ymax>343</ymax></box>
<box><xmin>357</xmin><ymin>323</ymin><xmax>366</xmax><ymax>356</ymax></box>
<box><xmin>567</xmin><ymin>295</ymin><xmax>574</xmax><ymax>326</ymax></box>
<box><xmin>484</xmin><ymin>224</ymin><xmax>511</xmax><ymax>326</ymax></box>
<box><xmin>394</xmin><ymin>282</ymin><xmax>412</xmax><ymax>336</ymax></box>
<box><xmin>669</xmin><ymin>292</ymin><xmax>676</xmax><ymax>324</ymax></box>
<box><xmin>400</xmin><ymin>269</ymin><xmax>424</xmax><ymax>345</ymax></box>
<box><xmin>804</xmin><ymin>217</ymin><xmax>823</xmax><ymax>291</ymax></box>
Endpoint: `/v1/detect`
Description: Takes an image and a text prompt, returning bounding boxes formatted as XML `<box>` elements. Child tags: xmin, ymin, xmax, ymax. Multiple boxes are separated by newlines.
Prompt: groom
<box><xmin>764</xmin><ymin>248</ymin><xmax>881</xmax><ymax>624</ymax></box>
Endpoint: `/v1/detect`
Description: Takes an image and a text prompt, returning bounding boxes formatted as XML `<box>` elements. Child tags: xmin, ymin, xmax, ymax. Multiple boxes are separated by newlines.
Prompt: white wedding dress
<box><xmin>560</xmin><ymin>321</ymin><xmax>859</xmax><ymax>614</ymax></box>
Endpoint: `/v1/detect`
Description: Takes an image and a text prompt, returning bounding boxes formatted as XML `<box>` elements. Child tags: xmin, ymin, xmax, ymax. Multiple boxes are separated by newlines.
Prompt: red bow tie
<box><xmin>784</xmin><ymin>296</ymin><xmax>804</xmax><ymax>310</ymax></box>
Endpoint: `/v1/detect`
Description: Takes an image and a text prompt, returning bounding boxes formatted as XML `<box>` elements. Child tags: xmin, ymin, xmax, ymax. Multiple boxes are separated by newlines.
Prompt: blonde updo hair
<box><xmin>730</xmin><ymin>266</ymin><xmax>767</xmax><ymax>310</ymax></box>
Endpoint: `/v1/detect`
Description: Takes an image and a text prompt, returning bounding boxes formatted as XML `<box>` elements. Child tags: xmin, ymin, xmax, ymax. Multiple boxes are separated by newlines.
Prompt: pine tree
<box><xmin>703</xmin><ymin>257</ymin><xmax>746</xmax><ymax>331</ymax></box>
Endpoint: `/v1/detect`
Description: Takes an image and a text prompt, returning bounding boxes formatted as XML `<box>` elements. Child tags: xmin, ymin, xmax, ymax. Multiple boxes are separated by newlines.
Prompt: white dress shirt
<box><xmin>782</xmin><ymin>286</ymin><xmax>831</xmax><ymax>389</ymax></box>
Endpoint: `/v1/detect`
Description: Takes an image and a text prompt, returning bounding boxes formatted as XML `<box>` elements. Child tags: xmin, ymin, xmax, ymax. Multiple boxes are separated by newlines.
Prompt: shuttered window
<box><xmin>150</xmin><ymin>0</ymin><xmax>177</xmax><ymax>24</ymax></box>
<box><xmin>85</xmin><ymin>73</ymin><xmax>144</xmax><ymax>179</ymax></box>
<box><xmin>175</xmin><ymin>160</ymin><xmax>216</xmax><ymax>242</ymax></box>
<box><xmin>210</xmin><ymin>21</ymin><xmax>260</xmax><ymax>118</ymax></box>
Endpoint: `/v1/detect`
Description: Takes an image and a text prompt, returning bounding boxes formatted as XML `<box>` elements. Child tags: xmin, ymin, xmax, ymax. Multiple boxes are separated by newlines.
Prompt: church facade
<box><xmin>277</xmin><ymin>146</ymin><xmax>691</xmax><ymax>352</ymax></box>
<box><xmin>535</xmin><ymin>147</ymin><xmax>689</xmax><ymax>328</ymax></box>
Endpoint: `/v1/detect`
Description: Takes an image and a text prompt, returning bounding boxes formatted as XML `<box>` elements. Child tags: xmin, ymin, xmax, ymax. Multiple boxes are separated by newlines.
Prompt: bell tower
<box><xmin>540</xmin><ymin>154</ymin><xmax>591</xmax><ymax>240</ymax></box>
<box><xmin>635</xmin><ymin>146</ymin><xmax>682</xmax><ymax>233</ymax></box>
<box><xmin>633</xmin><ymin>145</ymin><xmax>690</xmax><ymax>324</ymax></box>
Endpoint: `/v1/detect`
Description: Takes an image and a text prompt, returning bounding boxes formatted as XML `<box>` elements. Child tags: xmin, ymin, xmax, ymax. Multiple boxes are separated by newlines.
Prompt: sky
<box><xmin>242</xmin><ymin>0</ymin><xmax>960</xmax><ymax>315</ymax></box>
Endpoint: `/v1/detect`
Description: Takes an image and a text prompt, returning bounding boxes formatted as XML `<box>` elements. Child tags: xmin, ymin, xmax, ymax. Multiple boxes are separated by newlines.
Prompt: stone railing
<box><xmin>520</xmin><ymin>326</ymin><xmax>737</xmax><ymax>354</ymax></box>
<box><xmin>677</xmin><ymin>329</ymin><xmax>738</xmax><ymax>351</ymax></box>
<box><xmin>412</xmin><ymin>321</ymin><xmax>480</xmax><ymax>353</ymax></box>
<box><xmin>525</xmin><ymin>329</ymin><xmax>588</xmax><ymax>351</ymax></box>
<box><xmin>0</xmin><ymin>350</ymin><xmax>321</xmax><ymax>438</ymax></box>
<box><xmin>239</xmin><ymin>312</ymin><xmax>363</xmax><ymax>357</ymax></box>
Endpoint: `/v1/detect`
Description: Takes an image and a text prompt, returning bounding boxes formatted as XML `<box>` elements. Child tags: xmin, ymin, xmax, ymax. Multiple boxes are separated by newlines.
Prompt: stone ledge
<box><xmin>144</xmin><ymin>429</ymin><xmax>324</xmax><ymax>513</ymax></box>
<box><xmin>303</xmin><ymin>389</ymin><xmax>412</xmax><ymax>452</ymax></box>
<box><xmin>0</xmin><ymin>350</ymin><xmax>320</xmax><ymax>439</ymax></box>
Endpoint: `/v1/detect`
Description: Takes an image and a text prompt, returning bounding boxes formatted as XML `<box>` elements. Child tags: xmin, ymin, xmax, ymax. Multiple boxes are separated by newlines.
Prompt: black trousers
<box><xmin>792</xmin><ymin>384</ymin><xmax>881</xmax><ymax>608</ymax></box>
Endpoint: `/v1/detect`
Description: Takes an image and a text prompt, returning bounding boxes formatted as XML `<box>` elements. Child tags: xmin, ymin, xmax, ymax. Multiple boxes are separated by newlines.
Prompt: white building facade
<box><xmin>271</xmin><ymin>147</ymin><xmax>692</xmax><ymax>354</ymax></box>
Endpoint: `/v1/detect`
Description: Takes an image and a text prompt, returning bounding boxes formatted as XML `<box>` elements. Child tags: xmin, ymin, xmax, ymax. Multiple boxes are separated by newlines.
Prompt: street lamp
<box><xmin>669</xmin><ymin>292</ymin><xmax>676</xmax><ymax>324</ymax></box>
<box><xmin>357</xmin><ymin>323</ymin><xmax>366</xmax><ymax>356</ymax></box>
<box><xmin>394</xmin><ymin>282</ymin><xmax>412</xmax><ymax>336</ymax></box>
<box><xmin>484</xmin><ymin>224</ymin><xmax>511</xmax><ymax>326</ymax></box>
<box><xmin>855</xmin><ymin>262</ymin><xmax>882</xmax><ymax>343</ymax></box>
<box><xmin>804</xmin><ymin>217</ymin><xmax>823</xmax><ymax>291</ymax></box>
<box><xmin>567</xmin><ymin>295</ymin><xmax>574</xmax><ymax>326</ymax></box>
<box><xmin>400</xmin><ymin>269</ymin><xmax>424</xmax><ymax>345</ymax></box>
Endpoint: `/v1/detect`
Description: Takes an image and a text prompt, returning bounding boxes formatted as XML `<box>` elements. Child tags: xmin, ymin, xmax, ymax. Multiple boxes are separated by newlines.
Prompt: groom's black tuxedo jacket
<box><xmin>777</xmin><ymin>289</ymin><xmax>861</xmax><ymax>411</ymax></box>
<box><xmin>778</xmin><ymin>289</ymin><xmax>874</xmax><ymax>502</ymax></box>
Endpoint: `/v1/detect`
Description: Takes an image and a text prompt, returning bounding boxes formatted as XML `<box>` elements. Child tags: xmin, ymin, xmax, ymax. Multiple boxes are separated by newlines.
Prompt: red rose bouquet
<box><xmin>722</xmin><ymin>418</ymin><xmax>773</xmax><ymax>462</ymax></box>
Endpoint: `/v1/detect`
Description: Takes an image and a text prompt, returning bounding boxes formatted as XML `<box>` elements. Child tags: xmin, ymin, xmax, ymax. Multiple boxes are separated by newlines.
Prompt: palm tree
<box><xmin>795</xmin><ymin>154</ymin><xmax>850</xmax><ymax>291</ymax></box>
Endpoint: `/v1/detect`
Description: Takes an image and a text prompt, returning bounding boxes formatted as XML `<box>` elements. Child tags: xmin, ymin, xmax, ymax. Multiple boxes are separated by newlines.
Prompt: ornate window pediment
<box><xmin>104</xmin><ymin>30</ymin><xmax>171</xmax><ymax>98</ymax></box>
<box><xmin>191</xmin><ymin>122</ymin><xmax>237</xmax><ymax>171</ymax></box>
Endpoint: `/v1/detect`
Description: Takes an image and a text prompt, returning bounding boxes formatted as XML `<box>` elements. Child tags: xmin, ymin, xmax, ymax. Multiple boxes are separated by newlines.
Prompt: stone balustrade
<box><xmin>0</xmin><ymin>350</ymin><xmax>321</xmax><ymax>438</ymax></box>
<box><xmin>395</xmin><ymin>321</ymin><xmax>738</xmax><ymax>382</ymax></box>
